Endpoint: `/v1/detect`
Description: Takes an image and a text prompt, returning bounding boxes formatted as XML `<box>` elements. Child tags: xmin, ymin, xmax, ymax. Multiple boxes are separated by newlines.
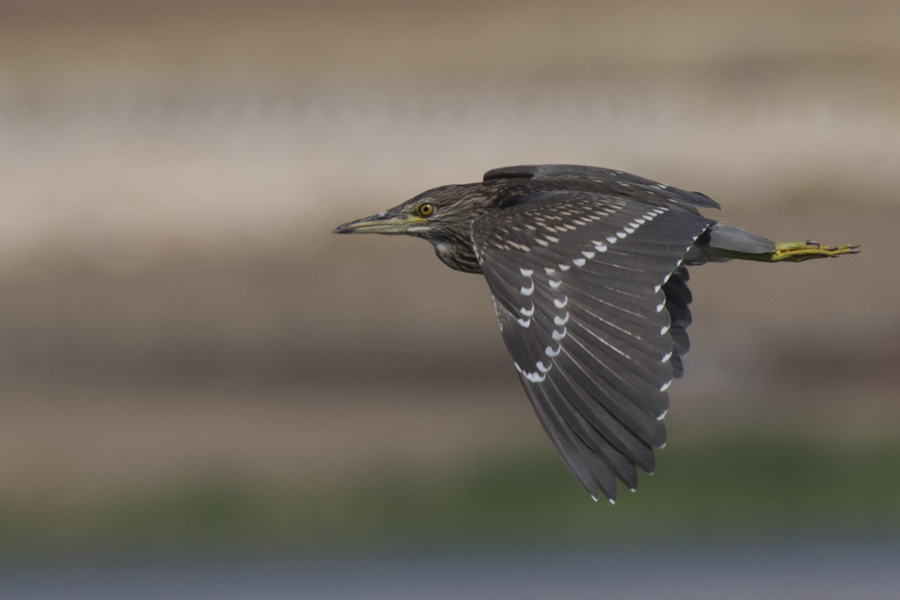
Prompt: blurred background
<box><xmin>1</xmin><ymin>0</ymin><xmax>899</xmax><ymax>597</ymax></box>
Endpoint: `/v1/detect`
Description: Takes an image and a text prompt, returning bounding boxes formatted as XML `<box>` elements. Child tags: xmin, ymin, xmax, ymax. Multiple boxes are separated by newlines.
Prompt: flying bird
<box><xmin>333</xmin><ymin>164</ymin><xmax>857</xmax><ymax>503</ymax></box>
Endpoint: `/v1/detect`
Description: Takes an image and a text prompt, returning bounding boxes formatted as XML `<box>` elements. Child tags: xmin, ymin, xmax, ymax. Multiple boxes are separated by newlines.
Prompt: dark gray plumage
<box><xmin>334</xmin><ymin>164</ymin><xmax>857</xmax><ymax>502</ymax></box>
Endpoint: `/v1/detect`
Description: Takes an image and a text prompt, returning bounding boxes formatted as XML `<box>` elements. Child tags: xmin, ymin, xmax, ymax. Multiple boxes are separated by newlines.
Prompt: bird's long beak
<box><xmin>332</xmin><ymin>211</ymin><xmax>423</xmax><ymax>235</ymax></box>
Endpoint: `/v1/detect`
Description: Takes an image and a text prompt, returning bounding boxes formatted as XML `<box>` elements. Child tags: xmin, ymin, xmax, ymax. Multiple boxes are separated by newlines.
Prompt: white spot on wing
<box><xmin>559</xmin><ymin>264</ymin><xmax>570</xmax><ymax>271</ymax></box>
<box><xmin>582</xmin><ymin>250</ymin><xmax>595</xmax><ymax>259</ymax></box>
<box><xmin>616</xmin><ymin>231</ymin><xmax>627</xmax><ymax>239</ymax></box>
<box><xmin>593</xmin><ymin>242</ymin><xmax>608</xmax><ymax>252</ymax></box>
<box><xmin>660</xmin><ymin>324</ymin><xmax>670</xmax><ymax>335</ymax></box>
<box><xmin>554</xmin><ymin>296</ymin><xmax>568</xmax><ymax>308</ymax></box>
<box><xmin>516</xmin><ymin>317</ymin><xmax>531</xmax><ymax>328</ymax></box>
<box><xmin>552</xmin><ymin>328</ymin><xmax>567</xmax><ymax>341</ymax></box>
<box><xmin>515</xmin><ymin>361</ymin><xmax>546</xmax><ymax>382</ymax></box>
<box><xmin>660</xmin><ymin>380</ymin><xmax>672</xmax><ymax>392</ymax></box>
<box><xmin>661</xmin><ymin>351</ymin><xmax>672</xmax><ymax>363</ymax></box>
<box><xmin>544</xmin><ymin>345</ymin><xmax>561</xmax><ymax>357</ymax></box>
<box><xmin>623</xmin><ymin>226</ymin><xmax>634</xmax><ymax>234</ymax></box>
<box><xmin>537</xmin><ymin>361</ymin><xmax>552</xmax><ymax>373</ymax></box>
<box><xmin>657</xmin><ymin>409</ymin><xmax>669</xmax><ymax>421</ymax></box>
<box><xmin>519</xmin><ymin>268</ymin><xmax>533</xmax><ymax>277</ymax></box>
<box><xmin>549</xmin><ymin>279</ymin><xmax>562</xmax><ymax>289</ymax></box>
<box><xmin>554</xmin><ymin>312</ymin><xmax>570</xmax><ymax>326</ymax></box>
<box><xmin>572</xmin><ymin>258</ymin><xmax>586</xmax><ymax>267</ymax></box>
<box><xmin>520</xmin><ymin>281</ymin><xmax>534</xmax><ymax>296</ymax></box>
<box><xmin>519</xmin><ymin>304</ymin><xmax>535</xmax><ymax>317</ymax></box>
<box><xmin>606</xmin><ymin>236</ymin><xmax>617</xmax><ymax>244</ymax></box>
<box><xmin>656</xmin><ymin>302</ymin><xmax>665</xmax><ymax>312</ymax></box>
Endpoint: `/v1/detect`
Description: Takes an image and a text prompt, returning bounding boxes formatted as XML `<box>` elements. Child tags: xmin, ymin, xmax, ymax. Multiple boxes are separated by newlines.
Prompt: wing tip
<box><xmin>483</xmin><ymin>165</ymin><xmax>537</xmax><ymax>181</ymax></box>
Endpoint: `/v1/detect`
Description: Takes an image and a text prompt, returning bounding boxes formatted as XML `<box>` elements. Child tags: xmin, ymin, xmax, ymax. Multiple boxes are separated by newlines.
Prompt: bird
<box><xmin>333</xmin><ymin>164</ymin><xmax>857</xmax><ymax>503</ymax></box>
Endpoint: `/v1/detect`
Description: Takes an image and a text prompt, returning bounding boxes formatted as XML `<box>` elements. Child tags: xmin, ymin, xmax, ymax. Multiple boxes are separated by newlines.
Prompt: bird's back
<box><xmin>483</xmin><ymin>164</ymin><xmax>721</xmax><ymax>214</ymax></box>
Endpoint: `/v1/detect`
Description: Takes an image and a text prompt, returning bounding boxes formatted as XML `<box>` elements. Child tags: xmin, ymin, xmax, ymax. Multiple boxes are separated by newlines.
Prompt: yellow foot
<box><xmin>769</xmin><ymin>240</ymin><xmax>860</xmax><ymax>262</ymax></box>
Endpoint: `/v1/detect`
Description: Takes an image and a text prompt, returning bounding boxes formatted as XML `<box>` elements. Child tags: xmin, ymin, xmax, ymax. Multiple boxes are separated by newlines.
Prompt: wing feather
<box><xmin>473</xmin><ymin>190</ymin><xmax>713</xmax><ymax>499</ymax></box>
<box><xmin>662</xmin><ymin>266</ymin><xmax>693</xmax><ymax>379</ymax></box>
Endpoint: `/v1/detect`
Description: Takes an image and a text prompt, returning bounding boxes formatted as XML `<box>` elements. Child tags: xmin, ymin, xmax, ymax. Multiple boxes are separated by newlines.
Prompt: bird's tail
<box><xmin>690</xmin><ymin>224</ymin><xmax>859</xmax><ymax>263</ymax></box>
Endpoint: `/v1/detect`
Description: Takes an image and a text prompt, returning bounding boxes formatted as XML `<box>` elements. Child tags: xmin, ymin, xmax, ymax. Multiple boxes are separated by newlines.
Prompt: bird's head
<box><xmin>333</xmin><ymin>183</ymin><xmax>488</xmax><ymax>238</ymax></box>
<box><xmin>333</xmin><ymin>183</ymin><xmax>497</xmax><ymax>272</ymax></box>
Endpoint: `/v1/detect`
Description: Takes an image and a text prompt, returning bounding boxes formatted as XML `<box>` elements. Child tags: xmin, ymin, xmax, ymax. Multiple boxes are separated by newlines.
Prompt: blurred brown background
<box><xmin>0</xmin><ymin>0</ymin><xmax>898</xmax><ymax>563</ymax></box>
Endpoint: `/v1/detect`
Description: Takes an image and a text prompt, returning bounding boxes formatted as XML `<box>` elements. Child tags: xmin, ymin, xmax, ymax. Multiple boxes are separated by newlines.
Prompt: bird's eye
<box><xmin>418</xmin><ymin>203</ymin><xmax>435</xmax><ymax>217</ymax></box>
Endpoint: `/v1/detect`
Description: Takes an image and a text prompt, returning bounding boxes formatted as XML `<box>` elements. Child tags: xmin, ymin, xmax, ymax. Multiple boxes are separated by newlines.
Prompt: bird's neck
<box><xmin>430</xmin><ymin>238</ymin><xmax>482</xmax><ymax>274</ymax></box>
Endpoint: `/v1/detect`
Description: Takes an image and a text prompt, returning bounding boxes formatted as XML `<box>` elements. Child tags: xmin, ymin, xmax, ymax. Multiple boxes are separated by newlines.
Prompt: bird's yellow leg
<box><xmin>719</xmin><ymin>241</ymin><xmax>859</xmax><ymax>263</ymax></box>
<box><xmin>766</xmin><ymin>241</ymin><xmax>859</xmax><ymax>262</ymax></box>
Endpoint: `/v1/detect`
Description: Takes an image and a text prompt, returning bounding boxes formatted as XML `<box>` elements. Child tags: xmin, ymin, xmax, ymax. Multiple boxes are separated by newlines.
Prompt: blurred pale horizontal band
<box><xmin>1</xmin><ymin>76</ymin><xmax>899</xmax><ymax>275</ymax></box>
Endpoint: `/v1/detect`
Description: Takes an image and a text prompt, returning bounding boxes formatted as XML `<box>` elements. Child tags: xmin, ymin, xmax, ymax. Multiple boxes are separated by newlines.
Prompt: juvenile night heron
<box><xmin>334</xmin><ymin>164</ymin><xmax>857</xmax><ymax>503</ymax></box>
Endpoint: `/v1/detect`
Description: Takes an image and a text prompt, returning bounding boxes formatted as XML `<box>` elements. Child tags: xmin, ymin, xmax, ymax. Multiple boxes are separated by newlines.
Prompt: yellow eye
<box><xmin>418</xmin><ymin>203</ymin><xmax>435</xmax><ymax>217</ymax></box>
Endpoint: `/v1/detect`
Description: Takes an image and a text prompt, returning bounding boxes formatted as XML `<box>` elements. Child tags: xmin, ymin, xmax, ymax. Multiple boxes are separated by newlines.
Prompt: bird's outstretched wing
<box><xmin>471</xmin><ymin>191</ymin><xmax>714</xmax><ymax>501</ymax></box>
<box><xmin>484</xmin><ymin>164</ymin><xmax>721</xmax><ymax>212</ymax></box>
